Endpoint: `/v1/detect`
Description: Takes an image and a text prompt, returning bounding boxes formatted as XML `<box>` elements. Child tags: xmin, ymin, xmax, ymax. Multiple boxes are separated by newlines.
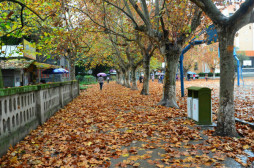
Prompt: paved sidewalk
<box><xmin>0</xmin><ymin>81</ymin><xmax>253</xmax><ymax>167</ymax></box>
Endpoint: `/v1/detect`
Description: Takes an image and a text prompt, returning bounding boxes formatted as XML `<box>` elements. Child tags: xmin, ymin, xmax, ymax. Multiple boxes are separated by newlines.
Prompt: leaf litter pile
<box><xmin>0</xmin><ymin>79</ymin><xmax>253</xmax><ymax>167</ymax></box>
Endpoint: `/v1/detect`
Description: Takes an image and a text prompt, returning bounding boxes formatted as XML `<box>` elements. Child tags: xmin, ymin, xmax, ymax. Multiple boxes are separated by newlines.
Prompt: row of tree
<box><xmin>1</xmin><ymin>0</ymin><xmax>254</xmax><ymax>137</ymax></box>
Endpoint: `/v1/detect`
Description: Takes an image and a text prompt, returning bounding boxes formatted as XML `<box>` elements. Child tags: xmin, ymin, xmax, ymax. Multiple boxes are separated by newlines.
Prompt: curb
<box><xmin>235</xmin><ymin>118</ymin><xmax>254</xmax><ymax>129</ymax></box>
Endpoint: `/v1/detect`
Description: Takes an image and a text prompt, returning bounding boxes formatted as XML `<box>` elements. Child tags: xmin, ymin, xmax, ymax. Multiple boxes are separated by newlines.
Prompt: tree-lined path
<box><xmin>0</xmin><ymin>80</ymin><xmax>254</xmax><ymax>167</ymax></box>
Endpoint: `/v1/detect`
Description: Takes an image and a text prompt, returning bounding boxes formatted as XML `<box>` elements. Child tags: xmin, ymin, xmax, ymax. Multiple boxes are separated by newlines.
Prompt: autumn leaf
<box><xmin>133</xmin><ymin>162</ymin><xmax>140</xmax><ymax>167</ymax></box>
<box><xmin>243</xmin><ymin>145</ymin><xmax>249</xmax><ymax>149</ymax></box>
<box><xmin>122</xmin><ymin>153</ymin><xmax>129</xmax><ymax>157</ymax></box>
<box><xmin>156</xmin><ymin>164</ymin><xmax>164</xmax><ymax>168</ymax></box>
<box><xmin>0</xmin><ymin>80</ymin><xmax>253</xmax><ymax>168</ymax></box>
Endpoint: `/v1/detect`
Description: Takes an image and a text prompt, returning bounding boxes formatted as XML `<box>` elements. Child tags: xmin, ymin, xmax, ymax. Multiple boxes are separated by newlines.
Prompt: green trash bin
<box><xmin>187</xmin><ymin>86</ymin><xmax>212</xmax><ymax>125</ymax></box>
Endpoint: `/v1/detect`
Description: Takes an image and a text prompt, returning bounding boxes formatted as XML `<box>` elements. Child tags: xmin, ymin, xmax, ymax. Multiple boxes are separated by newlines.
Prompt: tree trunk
<box><xmin>215</xmin><ymin>28</ymin><xmax>238</xmax><ymax>137</ymax></box>
<box><xmin>141</xmin><ymin>53</ymin><xmax>150</xmax><ymax>95</ymax></box>
<box><xmin>116</xmin><ymin>72</ymin><xmax>120</xmax><ymax>84</ymax></box>
<box><xmin>158</xmin><ymin>47</ymin><xmax>179</xmax><ymax>108</ymax></box>
<box><xmin>125</xmin><ymin>69</ymin><xmax>131</xmax><ymax>88</ymax></box>
<box><xmin>117</xmin><ymin>71</ymin><xmax>123</xmax><ymax>85</ymax></box>
<box><xmin>0</xmin><ymin>69</ymin><xmax>4</xmax><ymax>88</ymax></box>
<box><xmin>131</xmin><ymin>66</ymin><xmax>138</xmax><ymax>90</ymax></box>
<box><xmin>122</xmin><ymin>70</ymin><xmax>126</xmax><ymax>86</ymax></box>
<box><xmin>69</xmin><ymin>58</ymin><xmax>76</xmax><ymax>81</ymax></box>
<box><xmin>212</xmin><ymin>68</ymin><xmax>216</xmax><ymax>79</ymax></box>
<box><xmin>119</xmin><ymin>72</ymin><xmax>124</xmax><ymax>85</ymax></box>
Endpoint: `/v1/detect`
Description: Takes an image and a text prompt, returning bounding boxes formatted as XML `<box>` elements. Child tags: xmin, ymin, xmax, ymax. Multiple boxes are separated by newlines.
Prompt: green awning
<box><xmin>32</xmin><ymin>61</ymin><xmax>60</xmax><ymax>69</ymax></box>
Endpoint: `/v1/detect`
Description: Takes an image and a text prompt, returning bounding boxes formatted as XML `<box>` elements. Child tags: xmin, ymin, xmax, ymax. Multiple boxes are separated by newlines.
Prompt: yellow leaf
<box><xmin>156</xmin><ymin>164</ymin><xmax>164</xmax><ymax>168</ymax></box>
<box><xmin>133</xmin><ymin>163</ymin><xmax>140</xmax><ymax>167</ymax></box>
<box><xmin>10</xmin><ymin>156</ymin><xmax>17</xmax><ymax>164</ymax></box>
<box><xmin>122</xmin><ymin>153</ymin><xmax>129</xmax><ymax>157</ymax></box>
<box><xmin>211</xmin><ymin>148</ymin><xmax>216</xmax><ymax>152</ymax></box>
<box><xmin>126</xmin><ymin>129</ymin><xmax>134</xmax><ymax>133</ymax></box>
<box><xmin>243</xmin><ymin>145</ymin><xmax>249</xmax><ymax>149</ymax></box>
<box><xmin>128</xmin><ymin>155</ymin><xmax>140</xmax><ymax>161</ymax></box>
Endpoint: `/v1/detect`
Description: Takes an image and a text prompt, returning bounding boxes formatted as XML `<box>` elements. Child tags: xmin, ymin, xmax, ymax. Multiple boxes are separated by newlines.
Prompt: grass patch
<box><xmin>79</xmin><ymin>81</ymin><xmax>97</xmax><ymax>85</ymax></box>
<box><xmin>79</xmin><ymin>84</ymin><xmax>94</xmax><ymax>90</ymax></box>
<box><xmin>79</xmin><ymin>85</ymin><xmax>88</xmax><ymax>90</ymax></box>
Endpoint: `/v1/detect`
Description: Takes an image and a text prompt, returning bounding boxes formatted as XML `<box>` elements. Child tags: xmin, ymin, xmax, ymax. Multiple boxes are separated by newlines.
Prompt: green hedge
<box><xmin>198</xmin><ymin>73</ymin><xmax>220</xmax><ymax>77</ymax></box>
<box><xmin>79</xmin><ymin>85</ymin><xmax>88</xmax><ymax>90</ymax></box>
<box><xmin>0</xmin><ymin>86</ymin><xmax>38</xmax><ymax>96</ymax></box>
<box><xmin>0</xmin><ymin>80</ymin><xmax>78</xmax><ymax>97</ymax></box>
<box><xmin>110</xmin><ymin>76</ymin><xmax>116</xmax><ymax>81</ymax></box>
<box><xmin>76</xmin><ymin>75</ymin><xmax>97</xmax><ymax>85</ymax></box>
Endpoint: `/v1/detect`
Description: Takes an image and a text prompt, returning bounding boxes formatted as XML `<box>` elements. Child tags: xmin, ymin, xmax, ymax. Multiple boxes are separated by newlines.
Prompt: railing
<box><xmin>0</xmin><ymin>81</ymin><xmax>79</xmax><ymax>157</ymax></box>
<box><xmin>242</xmin><ymin>68</ymin><xmax>254</xmax><ymax>73</ymax></box>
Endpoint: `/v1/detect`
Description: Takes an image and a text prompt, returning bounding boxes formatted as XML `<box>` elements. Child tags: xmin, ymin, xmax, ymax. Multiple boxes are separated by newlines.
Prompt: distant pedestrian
<box><xmin>152</xmin><ymin>75</ymin><xmax>154</xmax><ymax>82</ymax></box>
<box><xmin>160</xmin><ymin>75</ymin><xmax>164</xmax><ymax>84</ymax></box>
<box><xmin>205</xmin><ymin>73</ymin><xmax>208</xmax><ymax>81</ymax></box>
<box><xmin>193</xmin><ymin>74</ymin><xmax>196</xmax><ymax>80</ymax></box>
<box><xmin>139</xmin><ymin>75</ymin><xmax>143</xmax><ymax>83</ymax></box>
<box><xmin>106</xmin><ymin>76</ymin><xmax>110</xmax><ymax>83</ymax></box>
<box><xmin>98</xmin><ymin>75</ymin><xmax>104</xmax><ymax>90</ymax></box>
<box><xmin>187</xmin><ymin>74</ymin><xmax>190</xmax><ymax>81</ymax></box>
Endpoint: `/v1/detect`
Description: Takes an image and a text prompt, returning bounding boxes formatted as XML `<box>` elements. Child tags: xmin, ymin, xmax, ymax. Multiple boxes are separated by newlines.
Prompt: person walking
<box><xmin>106</xmin><ymin>76</ymin><xmax>110</xmax><ymax>83</ymax></box>
<box><xmin>139</xmin><ymin>75</ymin><xmax>143</xmax><ymax>83</ymax></box>
<box><xmin>205</xmin><ymin>73</ymin><xmax>208</xmax><ymax>81</ymax></box>
<box><xmin>161</xmin><ymin>75</ymin><xmax>164</xmax><ymax>84</ymax></box>
<box><xmin>98</xmin><ymin>75</ymin><xmax>104</xmax><ymax>90</ymax></box>
<box><xmin>187</xmin><ymin>74</ymin><xmax>190</xmax><ymax>81</ymax></box>
<box><xmin>152</xmin><ymin>75</ymin><xmax>154</xmax><ymax>82</ymax></box>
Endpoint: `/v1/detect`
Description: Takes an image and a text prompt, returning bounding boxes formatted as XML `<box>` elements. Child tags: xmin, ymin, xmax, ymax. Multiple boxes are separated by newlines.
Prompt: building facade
<box><xmin>223</xmin><ymin>1</ymin><xmax>254</xmax><ymax>69</ymax></box>
<box><xmin>0</xmin><ymin>39</ymin><xmax>70</xmax><ymax>88</ymax></box>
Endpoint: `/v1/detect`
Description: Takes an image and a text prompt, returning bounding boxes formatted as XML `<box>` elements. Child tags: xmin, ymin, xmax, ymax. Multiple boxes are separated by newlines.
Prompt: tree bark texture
<box><xmin>158</xmin><ymin>46</ymin><xmax>180</xmax><ymax>108</ymax></box>
<box><xmin>215</xmin><ymin>28</ymin><xmax>238</xmax><ymax>137</ymax></box>
<box><xmin>118</xmin><ymin>71</ymin><xmax>124</xmax><ymax>85</ymax></box>
<box><xmin>116</xmin><ymin>73</ymin><xmax>120</xmax><ymax>84</ymax></box>
<box><xmin>212</xmin><ymin>68</ymin><xmax>216</xmax><ymax>79</ymax></box>
<box><xmin>140</xmin><ymin>53</ymin><xmax>150</xmax><ymax>95</ymax></box>
<box><xmin>131</xmin><ymin>66</ymin><xmax>138</xmax><ymax>90</ymax></box>
<box><xmin>124</xmin><ymin>69</ymin><xmax>131</xmax><ymax>88</ymax></box>
<box><xmin>69</xmin><ymin>57</ymin><xmax>76</xmax><ymax>81</ymax></box>
<box><xmin>122</xmin><ymin>71</ymin><xmax>127</xmax><ymax>86</ymax></box>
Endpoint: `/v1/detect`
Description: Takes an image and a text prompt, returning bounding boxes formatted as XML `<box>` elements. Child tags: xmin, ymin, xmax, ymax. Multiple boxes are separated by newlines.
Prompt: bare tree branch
<box><xmin>103</xmin><ymin>0</ymin><xmax>139</xmax><ymax>28</ymax></box>
<box><xmin>190</xmin><ymin>0</ymin><xmax>227</xmax><ymax>25</ymax></box>
<box><xmin>66</xmin><ymin>4</ymin><xmax>136</xmax><ymax>42</ymax></box>
<box><xmin>129</xmin><ymin>0</ymin><xmax>152</xmax><ymax>29</ymax></box>
<box><xmin>0</xmin><ymin>0</ymin><xmax>47</xmax><ymax>21</ymax></box>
